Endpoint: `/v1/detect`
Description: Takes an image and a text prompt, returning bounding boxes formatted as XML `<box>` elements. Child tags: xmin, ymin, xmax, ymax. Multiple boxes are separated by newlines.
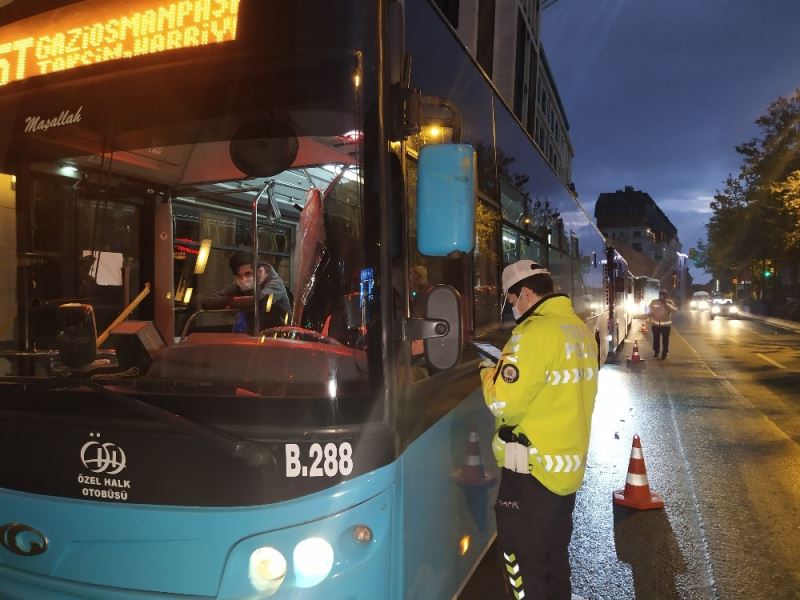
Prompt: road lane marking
<box><xmin>661</xmin><ymin>329</ymin><xmax>719</xmax><ymax>596</ymax></box>
<box><xmin>755</xmin><ymin>353</ymin><xmax>787</xmax><ymax>369</ymax></box>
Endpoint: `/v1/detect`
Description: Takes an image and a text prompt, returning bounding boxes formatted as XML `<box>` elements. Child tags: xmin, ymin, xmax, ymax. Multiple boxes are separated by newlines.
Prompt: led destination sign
<box><xmin>0</xmin><ymin>0</ymin><xmax>240</xmax><ymax>87</ymax></box>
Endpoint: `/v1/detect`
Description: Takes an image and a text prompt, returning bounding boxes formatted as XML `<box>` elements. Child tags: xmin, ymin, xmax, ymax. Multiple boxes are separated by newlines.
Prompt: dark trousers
<box><xmin>651</xmin><ymin>324</ymin><xmax>671</xmax><ymax>357</ymax></box>
<box><xmin>495</xmin><ymin>468</ymin><xmax>577</xmax><ymax>600</ymax></box>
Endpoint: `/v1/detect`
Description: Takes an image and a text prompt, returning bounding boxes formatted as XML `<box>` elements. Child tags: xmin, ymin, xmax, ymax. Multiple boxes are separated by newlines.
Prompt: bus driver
<box><xmin>202</xmin><ymin>251</ymin><xmax>292</xmax><ymax>333</ymax></box>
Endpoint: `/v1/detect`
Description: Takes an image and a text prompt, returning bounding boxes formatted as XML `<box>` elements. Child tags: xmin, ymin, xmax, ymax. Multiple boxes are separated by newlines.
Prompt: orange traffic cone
<box><xmin>613</xmin><ymin>435</ymin><xmax>664</xmax><ymax>510</ymax></box>
<box><xmin>626</xmin><ymin>340</ymin><xmax>646</xmax><ymax>368</ymax></box>
<box><xmin>453</xmin><ymin>429</ymin><xmax>496</xmax><ymax>487</ymax></box>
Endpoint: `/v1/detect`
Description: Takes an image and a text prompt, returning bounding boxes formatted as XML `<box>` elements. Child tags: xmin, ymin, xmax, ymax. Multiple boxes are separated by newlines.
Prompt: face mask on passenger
<box><xmin>512</xmin><ymin>304</ymin><xmax>522</xmax><ymax>320</ymax></box>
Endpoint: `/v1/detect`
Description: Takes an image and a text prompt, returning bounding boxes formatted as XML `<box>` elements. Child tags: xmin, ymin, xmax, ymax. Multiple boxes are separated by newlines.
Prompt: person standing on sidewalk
<box><xmin>480</xmin><ymin>260</ymin><xmax>598</xmax><ymax>600</ymax></box>
<box><xmin>648</xmin><ymin>288</ymin><xmax>677</xmax><ymax>360</ymax></box>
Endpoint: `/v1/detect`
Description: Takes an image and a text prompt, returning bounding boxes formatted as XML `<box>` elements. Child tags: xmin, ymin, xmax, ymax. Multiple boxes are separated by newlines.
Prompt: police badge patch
<box><xmin>501</xmin><ymin>364</ymin><xmax>519</xmax><ymax>383</ymax></box>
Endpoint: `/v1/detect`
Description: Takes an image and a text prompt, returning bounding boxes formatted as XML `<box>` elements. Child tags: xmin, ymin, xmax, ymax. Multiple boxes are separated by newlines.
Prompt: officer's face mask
<box><xmin>511</xmin><ymin>303</ymin><xmax>522</xmax><ymax>320</ymax></box>
<box><xmin>510</xmin><ymin>289</ymin><xmax>530</xmax><ymax>320</ymax></box>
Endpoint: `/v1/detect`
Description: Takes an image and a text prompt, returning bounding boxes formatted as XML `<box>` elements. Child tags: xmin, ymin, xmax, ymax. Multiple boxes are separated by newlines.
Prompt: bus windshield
<box><xmin>0</xmin><ymin>0</ymin><xmax>383</xmax><ymax>433</ymax></box>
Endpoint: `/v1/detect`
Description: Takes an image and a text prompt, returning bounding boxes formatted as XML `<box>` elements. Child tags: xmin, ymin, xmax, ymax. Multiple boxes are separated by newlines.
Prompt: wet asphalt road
<box><xmin>460</xmin><ymin>309</ymin><xmax>800</xmax><ymax>599</ymax></box>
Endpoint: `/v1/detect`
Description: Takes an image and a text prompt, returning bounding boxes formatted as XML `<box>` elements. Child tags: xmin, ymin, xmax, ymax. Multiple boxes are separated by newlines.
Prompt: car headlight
<box><xmin>249</xmin><ymin>547</ymin><xmax>287</xmax><ymax>597</ymax></box>
<box><xmin>293</xmin><ymin>537</ymin><xmax>334</xmax><ymax>588</ymax></box>
<box><xmin>711</xmin><ymin>305</ymin><xmax>720</xmax><ymax>314</ymax></box>
<box><xmin>690</xmin><ymin>301</ymin><xmax>697</xmax><ymax>308</ymax></box>
<box><xmin>729</xmin><ymin>305</ymin><xmax>738</xmax><ymax>314</ymax></box>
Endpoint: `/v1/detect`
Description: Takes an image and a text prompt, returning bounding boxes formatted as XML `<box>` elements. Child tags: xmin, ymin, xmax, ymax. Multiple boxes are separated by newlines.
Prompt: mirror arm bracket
<box><xmin>402</xmin><ymin>317</ymin><xmax>449</xmax><ymax>341</ymax></box>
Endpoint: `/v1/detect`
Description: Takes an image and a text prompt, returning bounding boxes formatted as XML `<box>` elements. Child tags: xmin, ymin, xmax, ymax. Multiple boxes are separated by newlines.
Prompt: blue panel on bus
<box><xmin>416</xmin><ymin>144</ymin><xmax>476</xmax><ymax>256</ymax></box>
<box><xmin>401</xmin><ymin>387</ymin><xmax>499</xmax><ymax>599</ymax></box>
<box><xmin>0</xmin><ymin>465</ymin><xmax>397</xmax><ymax>599</ymax></box>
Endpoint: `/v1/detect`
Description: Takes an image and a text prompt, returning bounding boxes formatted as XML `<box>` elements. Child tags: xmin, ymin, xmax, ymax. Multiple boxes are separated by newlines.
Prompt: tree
<box><xmin>692</xmin><ymin>239</ymin><xmax>710</xmax><ymax>271</ymax></box>
<box><xmin>705</xmin><ymin>175</ymin><xmax>750</xmax><ymax>275</ymax></box>
<box><xmin>704</xmin><ymin>88</ymin><xmax>800</xmax><ymax>298</ymax></box>
<box><xmin>770</xmin><ymin>170</ymin><xmax>800</xmax><ymax>253</ymax></box>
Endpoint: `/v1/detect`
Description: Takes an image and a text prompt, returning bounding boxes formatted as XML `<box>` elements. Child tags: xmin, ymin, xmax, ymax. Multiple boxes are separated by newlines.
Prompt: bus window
<box><xmin>474</xmin><ymin>199</ymin><xmax>500</xmax><ymax>333</ymax></box>
<box><xmin>0</xmin><ymin>172</ymin><xmax>16</xmax><ymax>363</ymax></box>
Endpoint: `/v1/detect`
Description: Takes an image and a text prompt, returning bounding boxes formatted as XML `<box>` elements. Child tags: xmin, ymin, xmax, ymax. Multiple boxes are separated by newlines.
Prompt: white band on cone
<box><xmin>626</xmin><ymin>473</ymin><xmax>650</xmax><ymax>486</ymax></box>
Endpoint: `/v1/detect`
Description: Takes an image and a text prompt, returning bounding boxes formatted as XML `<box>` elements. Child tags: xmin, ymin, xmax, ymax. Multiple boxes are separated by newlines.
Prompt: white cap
<box><xmin>502</xmin><ymin>260</ymin><xmax>550</xmax><ymax>296</ymax></box>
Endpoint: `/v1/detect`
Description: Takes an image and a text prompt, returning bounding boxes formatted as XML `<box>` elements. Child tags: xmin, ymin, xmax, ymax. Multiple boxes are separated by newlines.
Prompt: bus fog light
<box><xmin>352</xmin><ymin>525</ymin><xmax>373</xmax><ymax>544</ymax></box>
<box><xmin>293</xmin><ymin>537</ymin><xmax>334</xmax><ymax>588</ymax></box>
<box><xmin>248</xmin><ymin>547</ymin><xmax>287</xmax><ymax>596</ymax></box>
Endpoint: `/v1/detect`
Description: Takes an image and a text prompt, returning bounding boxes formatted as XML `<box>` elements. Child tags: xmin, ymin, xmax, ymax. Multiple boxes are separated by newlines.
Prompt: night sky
<box><xmin>541</xmin><ymin>0</ymin><xmax>800</xmax><ymax>281</ymax></box>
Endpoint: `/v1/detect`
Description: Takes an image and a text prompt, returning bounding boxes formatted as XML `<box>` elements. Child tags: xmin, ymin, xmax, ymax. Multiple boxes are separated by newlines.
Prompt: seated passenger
<box><xmin>202</xmin><ymin>251</ymin><xmax>291</xmax><ymax>333</ymax></box>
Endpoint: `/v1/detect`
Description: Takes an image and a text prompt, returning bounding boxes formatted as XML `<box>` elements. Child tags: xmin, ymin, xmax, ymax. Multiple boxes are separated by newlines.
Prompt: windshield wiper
<box><xmin>84</xmin><ymin>380</ymin><xmax>276</xmax><ymax>471</ymax></box>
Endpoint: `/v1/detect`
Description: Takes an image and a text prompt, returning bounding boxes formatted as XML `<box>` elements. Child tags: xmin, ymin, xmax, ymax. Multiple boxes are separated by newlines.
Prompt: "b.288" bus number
<box><xmin>285</xmin><ymin>443</ymin><xmax>354</xmax><ymax>478</ymax></box>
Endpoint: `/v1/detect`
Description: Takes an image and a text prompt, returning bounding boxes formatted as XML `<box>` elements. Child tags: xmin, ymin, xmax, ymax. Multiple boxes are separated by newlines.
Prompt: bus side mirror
<box><xmin>416</xmin><ymin>144</ymin><xmax>475</xmax><ymax>256</ymax></box>
<box><xmin>424</xmin><ymin>285</ymin><xmax>462</xmax><ymax>371</ymax></box>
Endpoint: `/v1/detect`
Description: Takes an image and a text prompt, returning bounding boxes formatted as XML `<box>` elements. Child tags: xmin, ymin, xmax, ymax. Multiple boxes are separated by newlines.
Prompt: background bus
<box><xmin>0</xmin><ymin>1</ymin><xmax>614</xmax><ymax>598</ymax></box>
<box><xmin>605</xmin><ymin>247</ymin><xmax>634</xmax><ymax>360</ymax></box>
<box><xmin>634</xmin><ymin>275</ymin><xmax>661</xmax><ymax>317</ymax></box>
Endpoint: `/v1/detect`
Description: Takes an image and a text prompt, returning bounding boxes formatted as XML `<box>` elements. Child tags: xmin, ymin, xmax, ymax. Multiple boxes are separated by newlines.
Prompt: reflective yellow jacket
<box><xmin>481</xmin><ymin>294</ymin><xmax>598</xmax><ymax>495</ymax></box>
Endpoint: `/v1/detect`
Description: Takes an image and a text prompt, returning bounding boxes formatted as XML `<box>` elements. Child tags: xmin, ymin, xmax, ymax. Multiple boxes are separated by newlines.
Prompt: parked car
<box><xmin>689</xmin><ymin>291</ymin><xmax>711</xmax><ymax>311</ymax></box>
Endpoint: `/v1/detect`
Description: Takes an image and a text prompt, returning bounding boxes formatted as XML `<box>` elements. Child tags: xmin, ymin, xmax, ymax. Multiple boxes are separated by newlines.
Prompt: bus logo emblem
<box><xmin>0</xmin><ymin>524</ymin><xmax>48</xmax><ymax>556</ymax></box>
<box><xmin>80</xmin><ymin>433</ymin><xmax>127</xmax><ymax>475</ymax></box>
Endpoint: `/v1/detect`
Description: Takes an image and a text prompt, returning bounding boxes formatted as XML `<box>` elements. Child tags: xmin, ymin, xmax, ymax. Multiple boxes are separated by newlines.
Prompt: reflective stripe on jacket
<box><xmin>648</xmin><ymin>298</ymin><xmax>677</xmax><ymax>326</ymax></box>
<box><xmin>481</xmin><ymin>294</ymin><xmax>598</xmax><ymax>495</ymax></box>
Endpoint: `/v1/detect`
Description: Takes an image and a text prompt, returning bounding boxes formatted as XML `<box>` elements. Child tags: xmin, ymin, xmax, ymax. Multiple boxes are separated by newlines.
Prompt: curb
<box><xmin>741</xmin><ymin>312</ymin><xmax>800</xmax><ymax>333</ymax></box>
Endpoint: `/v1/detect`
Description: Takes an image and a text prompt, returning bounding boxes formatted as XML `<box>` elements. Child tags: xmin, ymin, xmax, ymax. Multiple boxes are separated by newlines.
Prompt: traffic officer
<box><xmin>481</xmin><ymin>260</ymin><xmax>598</xmax><ymax>600</ymax></box>
<box><xmin>648</xmin><ymin>288</ymin><xmax>677</xmax><ymax>360</ymax></box>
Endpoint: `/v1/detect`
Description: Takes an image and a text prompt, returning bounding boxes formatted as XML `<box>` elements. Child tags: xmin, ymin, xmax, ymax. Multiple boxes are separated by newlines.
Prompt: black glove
<box><xmin>498</xmin><ymin>425</ymin><xmax>531</xmax><ymax>447</ymax></box>
<box><xmin>498</xmin><ymin>425</ymin><xmax>516</xmax><ymax>443</ymax></box>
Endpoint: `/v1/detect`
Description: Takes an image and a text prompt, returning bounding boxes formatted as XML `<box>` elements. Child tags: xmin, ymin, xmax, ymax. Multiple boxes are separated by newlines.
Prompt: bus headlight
<box><xmin>293</xmin><ymin>537</ymin><xmax>334</xmax><ymax>588</ymax></box>
<box><xmin>248</xmin><ymin>547</ymin><xmax>287</xmax><ymax>596</ymax></box>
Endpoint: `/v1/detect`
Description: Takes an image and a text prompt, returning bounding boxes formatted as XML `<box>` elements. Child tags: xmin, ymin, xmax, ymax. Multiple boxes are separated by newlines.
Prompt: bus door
<box><xmin>11</xmin><ymin>167</ymin><xmax>155</xmax><ymax>370</ymax></box>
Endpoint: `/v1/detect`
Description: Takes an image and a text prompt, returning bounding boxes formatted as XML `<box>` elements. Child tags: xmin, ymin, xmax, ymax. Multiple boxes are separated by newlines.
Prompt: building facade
<box><xmin>595</xmin><ymin>186</ymin><xmax>685</xmax><ymax>295</ymax></box>
<box><xmin>434</xmin><ymin>0</ymin><xmax>575</xmax><ymax>191</ymax></box>
<box><xmin>595</xmin><ymin>186</ymin><xmax>681</xmax><ymax>262</ymax></box>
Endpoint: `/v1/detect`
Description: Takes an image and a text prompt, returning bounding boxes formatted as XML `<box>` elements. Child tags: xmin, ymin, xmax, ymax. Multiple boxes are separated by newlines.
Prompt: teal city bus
<box><xmin>0</xmin><ymin>1</ymin><xmax>612</xmax><ymax>597</ymax></box>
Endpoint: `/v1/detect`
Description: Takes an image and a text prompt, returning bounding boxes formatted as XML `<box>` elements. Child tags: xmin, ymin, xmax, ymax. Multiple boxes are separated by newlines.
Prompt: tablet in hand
<box><xmin>470</xmin><ymin>341</ymin><xmax>502</xmax><ymax>363</ymax></box>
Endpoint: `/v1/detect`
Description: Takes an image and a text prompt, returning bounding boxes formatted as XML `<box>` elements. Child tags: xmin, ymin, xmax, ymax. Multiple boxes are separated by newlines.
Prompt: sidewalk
<box><xmin>741</xmin><ymin>311</ymin><xmax>800</xmax><ymax>332</ymax></box>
